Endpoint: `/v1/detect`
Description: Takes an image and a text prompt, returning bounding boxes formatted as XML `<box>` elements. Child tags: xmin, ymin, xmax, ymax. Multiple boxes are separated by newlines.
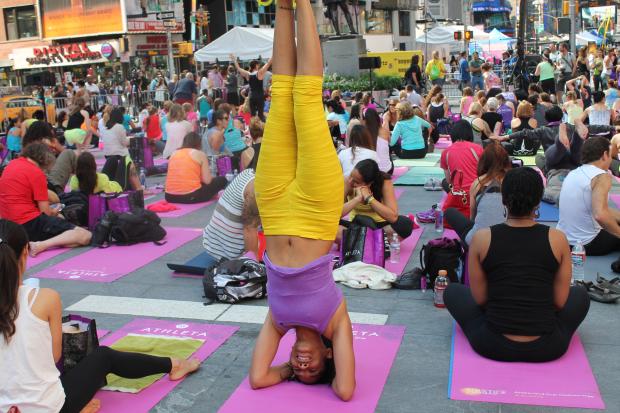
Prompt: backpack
<box><xmin>419</xmin><ymin>237</ymin><xmax>463</xmax><ymax>288</ymax></box>
<box><xmin>202</xmin><ymin>257</ymin><xmax>267</xmax><ymax>304</ymax></box>
<box><xmin>91</xmin><ymin>208</ymin><xmax>166</xmax><ymax>247</ymax></box>
<box><xmin>59</xmin><ymin>191</ymin><xmax>89</xmax><ymax>226</ymax></box>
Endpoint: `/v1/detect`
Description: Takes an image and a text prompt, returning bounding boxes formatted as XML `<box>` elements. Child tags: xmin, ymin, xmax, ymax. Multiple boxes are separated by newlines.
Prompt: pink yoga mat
<box><xmin>449</xmin><ymin>325</ymin><xmax>605</xmax><ymax>409</ymax></box>
<box><xmin>147</xmin><ymin>198</ymin><xmax>219</xmax><ymax>218</ymax></box>
<box><xmin>392</xmin><ymin>166</ymin><xmax>409</xmax><ymax>179</ymax></box>
<box><xmin>154</xmin><ymin>158</ymin><xmax>168</xmax><ymax>166</ymax></box>
<box><xmin>34</xmin><ymin>227</ymin><xmax>202</xmax><ymax>282</ymax></box>
<box><xmin>610</xmin><ymin>193</ymin><xmax>620</xmax><ymax>209</ymax></box>
<box><xmin>219</xmin><ymin>324</ymin><xmax>405</xmax><ymax>413</ymax></box>
<box><xmin>97</xmin><ymin>329</ymin><xmax>110</xmax><ymax>339</ymax></box>
<box><xmin>443</xmin><ymin>229</ymin><xmax>459</xmax><ymax>239</ymax></box>
<box><xmin>434</xmin><ymin>138</ymin><xmax>452</xmax><ymax>149</ymax></box>
<box><xmin>26</xmin><ymin>248</ymin><xmax>70</xmax><ymax>269</ymax></box>
<box><xmin>387</xmin><ymin>227</ymin><xmax>424</xmax><ymax>275</ymax></box>
<box><xmin>96</xmin><ymin>318</ymin><xmax>238</xmax><ymax>413</ymax></box>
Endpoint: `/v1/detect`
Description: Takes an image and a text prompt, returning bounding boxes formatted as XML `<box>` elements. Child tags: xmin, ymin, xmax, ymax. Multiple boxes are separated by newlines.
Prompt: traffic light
<box><xmin>464</xmin><ymin>30</ymin><xmax>473</xmax><ymax>41</ymax></box>
<box><xmin>454</xmin><ymin>31</ymin><xmax>462</xmax><ymax>40</ymax></box>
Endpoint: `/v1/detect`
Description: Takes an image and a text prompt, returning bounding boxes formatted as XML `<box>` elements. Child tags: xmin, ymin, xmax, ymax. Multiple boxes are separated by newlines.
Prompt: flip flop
<box><xmin>577</xmin><ymin>281</ymin><xmax>620</xmax><ymax>304</ymax></box>
<box><xmin>595</xmin><ymin>273</ymin><xmax>620</xmax><ymax>295</ymax></box>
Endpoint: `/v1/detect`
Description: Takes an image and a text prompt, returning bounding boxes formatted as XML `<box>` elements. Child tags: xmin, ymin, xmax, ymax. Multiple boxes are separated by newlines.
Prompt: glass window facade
<box><xmin>366</xmin><ymin>9</ymin><xmax>392</xmax><ymax>34</ymax></box>
<box><xmin>225</xmin><ymin>0</ymin><xmax>275</xmax><ymax>31</ymax></box>
<box><xmin>4</xmin><ymin>6</ymin><xmax>38</xmax><ymax>40</ymax></box>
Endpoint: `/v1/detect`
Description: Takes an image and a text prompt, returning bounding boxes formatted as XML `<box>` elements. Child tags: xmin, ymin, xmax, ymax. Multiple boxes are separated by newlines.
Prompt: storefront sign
<box><xmin>11</xmin><ymin>40</ymin><xmax>119</xmax><ymax>70</ymax></box>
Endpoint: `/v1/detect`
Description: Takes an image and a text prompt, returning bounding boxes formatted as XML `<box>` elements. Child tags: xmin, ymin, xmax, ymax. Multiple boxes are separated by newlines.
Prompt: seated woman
<box><xmin>162</xmin><ymin>104</ymin><xmax>193</xmax><ymax>159</ymax></box>
<box><xmin>165</xmin><ymin>132</ymin><xmax>228</xmax><ymax>204</ymax></box>
<box><xmin>100</xmin><ymin>107</ymin><xmax>142</xmax><ymax>191</ymax></box>
<box><xmin>510</xmin><ymin>101</ymin><xmax>538</xmax><ymax>132</ymax></box>
<box><xmin>342</xmin><ymin>159</ymin><xmax>413</xmax><ymax>240</ymax></box>
<box><xmin>63</xmin><ymin>97</ymin><xmax>92</xmax><ymax>149</ymax></box>
<box><xmin>326</xmin><ymin>99</ymin><xmax>347</xmax><ymax>142</ymax></box>
<box><xmin>363</xmin><ymin>108</ymin><xmax>392</xmax><ymax>174</ymax></box>
<box><xmin>390</xmin><ymin>101</ymin><xmax>432</xmax><ymax>159</ymax></box>
<box><xmin>338</xmin><ymin>125</ymin><xmax>377</xmax><ymax>177</ymax></box>
<box><xmin>249</xmin><ymin>0</ymin><xmax>355</xmax><ymax>401</ymax></box>
<box><xmin>462</xmin><ymin>103</ymin><xmax>500</xmax><ymax>144</ymax></box>
<box><xmin>582</xmin><ymin>91</ymin><xmax>614</xmax><ymax>126</ymax></box>
<box><xmin>202</xmin><ymin>109</ymin><xmax>232</xmax><ymax>157</ymax></box>
<box><xmin>445</xmin><ymin>167</ymin><xmax>590</xmax><ymax>362</ymax></box>
<box><xmin>70</xmin><ymin>152</ymin><xmax>123</xmax><ymax>194</ymax></box>
<box><xmin>0</xmin><ymin>219</ymin><xmax>200</xmax><ymax>413</ymax></box>
<box><xmin>444</xmin><ymin>142</ymin><xmax>510</xmax><ymax>247</ymax></box>
<box><xmin>439</xmin><ymin>120</ymin><xmax>484</xmax><ymax>221</ymax></box>
<box><xmin>382</xmin><ymin>98</ymin><xmax>398</xmax><ymax>132</ymax></box>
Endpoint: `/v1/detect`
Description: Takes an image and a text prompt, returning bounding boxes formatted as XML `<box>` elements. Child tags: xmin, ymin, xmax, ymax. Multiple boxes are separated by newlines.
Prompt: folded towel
<box><xmin>146</xmin><ymin>200</ymin><xmax>179</xmax><ymax>212</ymax></box>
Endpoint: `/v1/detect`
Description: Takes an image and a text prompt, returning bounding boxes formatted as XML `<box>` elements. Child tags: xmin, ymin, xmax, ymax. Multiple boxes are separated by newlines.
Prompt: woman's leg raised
<box><xmin>254</xmin><ymin>0</ymin><xmax>298</xmax><ymax>247</ymax></box>
<box><xmin>289</xmin><ymin>0</ymin><xmax>344</xmax><ymax>249</ymax></box>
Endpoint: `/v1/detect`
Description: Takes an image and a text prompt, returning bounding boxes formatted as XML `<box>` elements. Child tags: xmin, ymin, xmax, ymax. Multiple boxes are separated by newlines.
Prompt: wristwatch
<box><xmin>364</xmin><ymin>195</ymin><xmax>375</xmax><ymax>205</ymax></box>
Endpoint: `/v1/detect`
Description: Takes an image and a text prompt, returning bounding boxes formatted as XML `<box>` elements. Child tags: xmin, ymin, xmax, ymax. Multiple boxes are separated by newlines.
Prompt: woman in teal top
<box><xmin>390</xmin><ymin>101</ymin><xmax>432</xmax><ymax>159</ymax></box>
<box><xmin>6</xmin><ymin>117</ymin><xmax>23</xmax><ymax>159</ymax></box>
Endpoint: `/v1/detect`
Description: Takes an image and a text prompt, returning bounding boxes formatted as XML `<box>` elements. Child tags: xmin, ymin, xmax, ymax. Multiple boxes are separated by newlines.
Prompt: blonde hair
<box><xmin>516</xmin><ymin>101</ymin><xmax>534</xmax><ymax>118</ymax></box>
<box><xmin>396</xmin><ymin>101</ymin><xmax>415</xmax><ymax>120</ymax></box>
<box><xmin>462</xmin><ymin>87</ymin><xmax>473</xmax><ymax>97</ymax></box>
<box><xmin>182</xmin><ymin>102</ymin><xmax>193</xmax><ymax>115</ymax></box>
<box><xmin>168</xmin><ymin>104</ymin><xmax>185</xmax><ymax>122</ymax></box>
<box><xmin>249</xmin><ymin>116</ymin><xmax>264</xmax><ymax>140</ymax></box>
<box><xmin>566</xmin><ymin>91</ymin><xmax>577</xmax><ymax>101</ymax></box>
<box><xmin>468</xmin><ymin>102</ymin><xmax>483</xmax><ymax>116</ymax></box>
<box><xmin>163</xmin><ymin>100</ymin><xmax>173</xmax><ymax>112</ymax></box>
<box><xmin>399</xmin><ymin>91</ymin><xmax>407</xmax><ymax>101</ymax></box>
<box><xmin>475</xmin><ymin>90</ymin><xmax>486</xmax><ymax>102</ymax></box>
<box><xmin>102</xmin><ymin>105</ymin><xmax>113</xmax><ymax>125</ymax></box>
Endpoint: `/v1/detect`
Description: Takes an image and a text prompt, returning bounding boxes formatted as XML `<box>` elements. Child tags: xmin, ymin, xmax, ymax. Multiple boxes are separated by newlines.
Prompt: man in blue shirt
<box><xmin>469</xmin><ymin>51</ymin><xmax>485</xmax><ymax>92</ymax></box>
<box><xmin>459</xmin><ymin>51</ymin><xmax>471</xmax><ymax>91</ymax></box>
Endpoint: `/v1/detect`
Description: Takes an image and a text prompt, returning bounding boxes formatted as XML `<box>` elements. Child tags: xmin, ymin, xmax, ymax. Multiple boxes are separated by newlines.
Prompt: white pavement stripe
<box><xmin>66</xmin><ymin>295</ymin><xmax>230</xmax><ymax>320</ymax></box>
<box><xmin>66</xmin><ymin>295</ymin><xmax>388</xmax><ymax>326</ymax></box>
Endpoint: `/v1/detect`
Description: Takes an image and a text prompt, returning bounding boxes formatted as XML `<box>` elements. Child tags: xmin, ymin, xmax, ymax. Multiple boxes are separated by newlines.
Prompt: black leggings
<box><xmin>445</xmin><ymin>284</ymin><xmax>590</xmax><ymax>362</ymax></box>
<box><xmin>377</xmin><ymin>215</ymin><xmax>415</xmax><ymax>239</ymax></box>
<box><xmin>585</xmin><ymin>229</ymin><xmax>620</xmax><ymax>256</ymax></box>
<box><xmin>444</xmin><ymin>207</ymin><xmax>474</xmax><ymax>246</ymax></box>
<box><xmin>165</xmin><ymin>177</ymin><xmax>228</xmax><ymax>204</ymax></box>
<box><xmin>250</xmin><ymin>96</ymin><xmax>265</xmax><ymax>121</ymax></box>
<box><xmin>60</xmin><ymin>346</ymin><xmax>171</xmax><ymax>413</ymax></box>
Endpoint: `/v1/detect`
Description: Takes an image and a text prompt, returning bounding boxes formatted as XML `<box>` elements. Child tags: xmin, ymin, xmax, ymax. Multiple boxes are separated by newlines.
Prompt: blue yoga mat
<box><xmin>394</xmin><ymin>166</ymin><xmax>445</xmax><ymax>186</ymax></box>
<box><xmin>537</xmin><ymin>202</ymin><xmax>559</xmax><ymax>222</ymax></box>
<box><xmin>167</xmin><ymin>251</ymin><xmax>218</xmax><ymax>275</ymax></box>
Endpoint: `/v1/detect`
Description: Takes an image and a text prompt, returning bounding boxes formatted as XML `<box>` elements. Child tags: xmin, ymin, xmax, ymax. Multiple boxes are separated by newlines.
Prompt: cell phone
<box><xmin>50</xmin><ymin>203</ymin><xmax>65</xmax><ymax>212</ymax></box>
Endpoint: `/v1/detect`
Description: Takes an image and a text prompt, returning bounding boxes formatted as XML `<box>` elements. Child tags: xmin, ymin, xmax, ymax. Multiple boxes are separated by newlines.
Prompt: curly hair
<box><xmin>501</xmin><ymin>167</ymin><xmax>543</xmax><ymax>217</ymax></box>
<box><xmin>21</xmin><ymin>142</ymin><xmax>55</xmax><ymax>170</ymax></box>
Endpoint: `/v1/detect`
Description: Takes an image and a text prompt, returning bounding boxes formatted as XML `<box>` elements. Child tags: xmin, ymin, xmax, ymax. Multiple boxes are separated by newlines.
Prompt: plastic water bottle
<box><xmin>389</xmin><ymin>233</ymin><xmax>401</xmax><ymax>264</ymax></box>
<box><xmin>233</xmin><ymin>169</ymin><xmax>239</xmax><ymax>179</ymax></box>
<box><xmin>434</xmin><ymin>207</ymin><xmax>443</xmax><ymax>233</ymax></box>
<box><xmin>434</xmin><ymin>270</ymin><xmax>449</xmax><ymax>308</ymax></box>
<box><xmin>139</xmin><ymin>167</ymin><xmax>146</xmax><ymax>188</ymax></box>
<box><xmin>571</xmin><ymin>242</ymin><xmax>586</xmax><ymax>284</ymax></box>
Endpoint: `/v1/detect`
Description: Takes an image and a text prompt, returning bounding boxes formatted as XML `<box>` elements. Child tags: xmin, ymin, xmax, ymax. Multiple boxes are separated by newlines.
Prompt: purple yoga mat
<box><xmin>387</xmin><ymin>227</ymin><xmax>424</xmax><ymax>275</ymax></box>
<box><xmin>434</xmin><ymin>138</ymin><xmax>452</xmax><ymax>149</ymax></box>
<box><xmin>147</xmin><ymin>197</ymin><xmax>219</xmax><ymax>218</ymax></box>
<box><xmin>449</xmin><ymin>325</ymin><xmax>605</xmax><ymax>409</ymax></box>
<box><xmin>219</xmin><ymin>324</ymin><xmax>404</xmax><ymax>413</ymax></box>
<box><xmin>97</xmin><ymin>329</ymin><xmax>110</xmax><ymax>339</ymax></box>
<box><xmin>26</xmin><ymin>248</ymin><xmax>70</xmax><ymax>270</ymax></box>
<box><xmin>34</xmin><ymin>227</ymin><xmax>202</xmax><ymax>282</ymax></box>
<box><xmin>443</xmin><ymin>229</ymin><xmax>459</xmax><ymax>239</ymax></box>
<box><xmin>392</xmin><ymin>166</ymin><xmax>409</xmax><ymax>179</ymax></box>
<box><xmin>154</xmin><ymin>158</ymin><xmax>168</xmax><ymax>166</ymax></box>
<box><xmin>96</xmin><ymin>318</ymin><xmax>238</xmax><ymax>413</ymax></box>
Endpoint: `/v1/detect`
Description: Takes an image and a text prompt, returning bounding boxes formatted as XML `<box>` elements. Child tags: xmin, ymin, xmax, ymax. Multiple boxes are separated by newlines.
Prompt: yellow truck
<box><xmin>365</xmin><ymin>51</ymin><xmax>424</xmax><ymax>77</ymax></box>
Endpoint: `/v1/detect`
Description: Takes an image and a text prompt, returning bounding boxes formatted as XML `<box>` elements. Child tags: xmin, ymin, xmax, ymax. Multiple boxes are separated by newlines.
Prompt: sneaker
<box><xmin>416</xmin><ymin>207</ymin><xmax>436</xmax><ymax>224</ymax></box>
<box><xmin>393</xmin><ymin>268</ymin><xmax>423</xmax><ymax>290</ymax></box>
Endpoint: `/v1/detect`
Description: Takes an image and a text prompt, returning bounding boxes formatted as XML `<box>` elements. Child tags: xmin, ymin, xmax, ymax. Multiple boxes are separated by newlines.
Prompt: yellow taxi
<box><xmin>0</xmin><ymin>95</ymin><xmax>56</xmax><ymax>125</ymax></box>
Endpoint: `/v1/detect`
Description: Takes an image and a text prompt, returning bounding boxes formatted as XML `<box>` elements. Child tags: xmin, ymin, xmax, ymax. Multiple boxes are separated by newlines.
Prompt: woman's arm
<box><xmin>469</xmin><ymin>178</ymin><xmax>481</xmax><ymax>220</ymax></box>
<box><xmin>249</xmin><ymin>312</ymin><xmax>289</xmax><ymax>389</ymax></box>
<box><xmin>390</xmin><ymin>122</ymin><xmax>401</xmax><ymax>146</ymax></box>
<box><xmin>534</xmin><ymin>63</ymin><xmax>541</xmax><ymax>77</ymax></box>
<box><xmin>118</xmin><ymin>126</ymin><xmax>130</xmax><ymax>147</ymax></box>
<box><xmin>381</xmin><ymin>113</ymin><xmax>391</xmax><ymax>130</ymax></box>
<box><xmin>231</xmin><ymin>55</ymin><xmax>251</xmax><ymax>80</ymax></box>
<box><xmin>208</xmin><ymin>128</ymin><xmax>226</xmax><ymax>153</ymax></box>
<box><xmin>549</xmin><ymin>228</ymin><xmax>572</xmax><ymax>309</ymax></box>
<box><xmin>31</xmin><ymin>288</ymin><xmax>63</xmax><ymax>363</ymax></box>
<box><xmin>196</xmin><ymin>150</ymin><xmax>214</xmax><ymax>185</ymax></box>
<box><xmin>257</xmin><ymin>58</ymin><xmax>273</xmax><ymax>81</ymax></box>
<box><xmin>360</xmin><ymin>181</ymin><xmax>398</xmax><ymax>223</ymax></box>
<box><xmin>468</xmin><ymin>229</ymin><xmax>491</xmax><ymax>306</ymax></box>
<box><xmin>330</xmin><ymin>305</ymin><xmax>356</xmax><ymax>401</ymax></box>
<box><xmin>341</xmin><ymin>188</ymin><xmax>363</xmax><ymax>217</ymax></box>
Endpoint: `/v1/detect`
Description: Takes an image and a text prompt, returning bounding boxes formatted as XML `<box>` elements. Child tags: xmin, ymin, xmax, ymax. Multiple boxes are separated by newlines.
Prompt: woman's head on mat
<box><xmin>450</xmin><ymin>120</ymin><xmax>474</xmax><ymax>142</ymax></box>
<box><xmin>501</xmin><ymin>167</ymin><xmax>543</xmax><ymax>218</ymax></box>
<box><xmin>75</xmin><ymin>152</ymin><xmax>99</xmax><ymax>194</ymax></box>
<box><xmin>349</xmin><ymin>125</ymin><xmax>376</xmax><ymax>155</ymax></box>
<box><xmin>288</xmin><ymin>333</ymin><xmax>336</xmax><ymax>385</ymax></box>
<box><xmin>0</xmin><ymin>219</ymin><xmax>29</xmax><ymax>341</ymax></box>
<box><xmin>350</xmin><ymin>159</ymin><xmax>388</xmax><ymax>202</ymax></box>
<box><xmin>181</xmin><ymin>132</ymin><xmax>203</xmax><ymax>150</ymax></box>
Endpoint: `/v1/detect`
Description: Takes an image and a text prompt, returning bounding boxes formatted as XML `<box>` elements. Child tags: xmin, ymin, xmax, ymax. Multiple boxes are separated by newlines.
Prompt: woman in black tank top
<box><xmin>232</xmin><ymin>55</ymin><xmax>272</xmax><ymax>122</ymax></box>
<box><xmin>444</xmin><ymin>167</ymin><xmax>589</xmax><ymax>362</ymax></box>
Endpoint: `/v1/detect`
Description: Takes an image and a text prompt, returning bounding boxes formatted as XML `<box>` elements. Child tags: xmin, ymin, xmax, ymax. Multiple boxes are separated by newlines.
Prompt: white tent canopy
<box><xmin>415</xmin><ymin>25</ymin><xmax>490</xmax><ymax>45</ymax></box>
<box><xmin>194</xmin><ymin>27</ymin><xmax>274</xmax><ymax>62</ymax></box>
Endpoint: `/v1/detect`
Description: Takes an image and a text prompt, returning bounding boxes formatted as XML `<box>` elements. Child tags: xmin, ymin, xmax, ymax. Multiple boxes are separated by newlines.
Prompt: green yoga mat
<box><xmin>516</xmin><ymin>155</ymin><xmax>538</xmax><ymax>166</ymax></box>
<box><xmin>393</xmin><ymin>152</ymin><xmax>441</xmax><ymax>167</ymax></box>
<box><xmin>104</xmin><ymin>334</ymin><xmax>204</xmax><ymax>393</ymax></box>
<box><xmin>394</xmin><ymin>166</ymin><xmax>445</xmax><ymax>186</ymax></box>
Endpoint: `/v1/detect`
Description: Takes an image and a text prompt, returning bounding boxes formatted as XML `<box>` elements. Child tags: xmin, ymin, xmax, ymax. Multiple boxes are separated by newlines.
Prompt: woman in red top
<box><xmin>439</xmin><ymin>120</ymin><xmax>484</xmax><ymax>223</ymax></box>
<box><xmin>144</xmin><ymin>106</ymin><xmax>164</xmax><ymax>155</ymax></box>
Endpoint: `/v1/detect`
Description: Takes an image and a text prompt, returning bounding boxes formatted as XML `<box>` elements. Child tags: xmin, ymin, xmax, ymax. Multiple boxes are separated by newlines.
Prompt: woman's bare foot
<box><xmin>169</xmin><ymin>357</ymin><xmax>201</xmax><ymax>381</ymax></box>
<box><xmin>80</xmin><ymin>398</ymin><xmax>101</xmax><ymax>413</ymax></box>
<box><xmin>29</xmin><ymin>241</ymin><xmax>45</xmax><ymax>257</ymax></box>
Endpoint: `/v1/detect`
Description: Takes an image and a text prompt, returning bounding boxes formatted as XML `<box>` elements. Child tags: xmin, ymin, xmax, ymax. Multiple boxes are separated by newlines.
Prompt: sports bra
<box><xmin>266</xmin><ymin>253</ymin><xmax>343</xmax><ymax>334</ymax></box>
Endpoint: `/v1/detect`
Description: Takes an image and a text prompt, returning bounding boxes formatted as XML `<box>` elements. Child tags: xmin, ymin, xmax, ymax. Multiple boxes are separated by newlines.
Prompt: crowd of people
<box><xmin>1</xmin><ymin>17</ymin><xmax>617</xmax><ymax>410</ymax></box>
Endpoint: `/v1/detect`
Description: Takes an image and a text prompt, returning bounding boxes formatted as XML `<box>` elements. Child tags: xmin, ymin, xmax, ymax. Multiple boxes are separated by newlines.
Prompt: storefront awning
<box><xmin>11</xmin><ymin>40</ymin><xmax>119</xmax><ymax>70</ymax></box>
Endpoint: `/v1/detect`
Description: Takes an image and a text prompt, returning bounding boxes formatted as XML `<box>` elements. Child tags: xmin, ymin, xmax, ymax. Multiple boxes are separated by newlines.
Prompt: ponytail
<box><xmin>0</xmin><ymin>220</ymin><xmax>28</xmax><ymax>342</ymax></box>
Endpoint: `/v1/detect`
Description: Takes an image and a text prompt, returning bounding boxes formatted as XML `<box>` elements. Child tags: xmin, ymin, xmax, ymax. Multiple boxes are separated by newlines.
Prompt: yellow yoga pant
<box><xmin>255</xmin><ymin>75</ymin><xmax>344</xmax><ymax>241</ymax></box>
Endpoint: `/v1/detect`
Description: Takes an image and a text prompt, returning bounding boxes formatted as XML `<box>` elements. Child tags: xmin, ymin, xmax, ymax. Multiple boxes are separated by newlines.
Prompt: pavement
<box><xmin>26</xmin><ymin>151</ymin><xmax>620</xmax><ymax>413</ymax></box>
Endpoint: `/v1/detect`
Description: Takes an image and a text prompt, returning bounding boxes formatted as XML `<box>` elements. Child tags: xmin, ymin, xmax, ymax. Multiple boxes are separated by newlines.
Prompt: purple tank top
<box><xmin>265</xmin><ymin>253</ymin><xmax>343</xmax><ymax>334</ymax></box>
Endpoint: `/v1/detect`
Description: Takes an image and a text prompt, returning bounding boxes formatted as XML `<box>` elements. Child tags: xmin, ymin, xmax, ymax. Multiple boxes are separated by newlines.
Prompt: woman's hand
<box><xmin>359</xmin><ymin>186</ymin><xmax>371</xmax><ymax>200</ymax></box>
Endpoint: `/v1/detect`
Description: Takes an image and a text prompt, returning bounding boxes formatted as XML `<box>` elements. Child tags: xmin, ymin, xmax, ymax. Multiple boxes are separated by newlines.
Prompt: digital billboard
<box><xmin>581</xmin><ymin>5</ymin><xmax>617</xmax><ymax>30</ymax></box>
<box><xmin>41</xmin><ymin>0</ymin><xmax>125</xmax><ymax>39</ymax></box>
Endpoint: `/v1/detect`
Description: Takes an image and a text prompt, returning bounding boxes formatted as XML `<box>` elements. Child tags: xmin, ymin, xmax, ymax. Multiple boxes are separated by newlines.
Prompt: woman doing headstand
<box><xmin>249</xmin><ymin>0</ymin><xmax>355</xmax><ymax>401</ymax></box>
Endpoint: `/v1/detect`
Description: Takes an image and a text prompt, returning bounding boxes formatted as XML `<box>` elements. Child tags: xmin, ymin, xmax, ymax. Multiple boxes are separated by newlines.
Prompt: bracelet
<box><xmin>365</xmin><ymin>195</ymin><xmax>375</xmax><ymax>205</ymax></box>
